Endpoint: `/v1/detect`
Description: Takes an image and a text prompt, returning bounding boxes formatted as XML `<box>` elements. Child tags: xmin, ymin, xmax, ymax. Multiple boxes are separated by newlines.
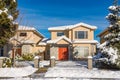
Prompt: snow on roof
<box><xmin>18</xmin><ymin>26</ymin><xmax>36</xmax><ymax>30</ymax></box>
<box><xmin>48</xmin><ymin>22</ymin><xmax>97</xmax><ymax>31</ymax></box>
<box><xmin>38</xmin><ymin>38</ymin><xmax>50</xmax><ymax>46</ymax></box>
<box><xmin>73</xmin><ymin>40</ymin><xmax>98</xmax><ymax>44</ymax></box>
<box><xmin>18</xmin><ymin>25</ymin><xmax>45</xmax><ymax>37</ymax></box>
<box><xmin>97</xmin><ymin>41</ymin><xmax>108</xmax><ymax>48</ymax></box>
<box><xmin>47</xmin><ymin>36</ymin><xmax>72</xmax><ymax>44</ymax></box>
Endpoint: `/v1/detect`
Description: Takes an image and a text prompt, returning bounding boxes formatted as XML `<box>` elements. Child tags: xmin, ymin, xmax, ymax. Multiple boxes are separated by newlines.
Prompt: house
<box><xmin>0</xmin><ymin>26</ymin><xmax>47</xmax><ymax>60</ymax></box>
<box><xmin>98</xmin><ymin>21</ymin><xmax>120</xmax><ymax>44</ymax></box>
<box><xmin>97</xmin><ymin>28</ymin><xmax>109</xmax><ymax>44</ymax></box>
<box><xmin>0</xmin><ymin>22</ymin><xmax>98</xmax><ymax>61</ymax></box>
<box><xmin>47</xmin><ymin>22</ymin><xmax>98</xmax><ymax>60</ymax></box>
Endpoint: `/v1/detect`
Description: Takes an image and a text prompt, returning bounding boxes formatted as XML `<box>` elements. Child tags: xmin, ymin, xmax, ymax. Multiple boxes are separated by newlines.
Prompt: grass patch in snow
<box><xmin>35</xmin><ymin>66</ymin><xmax>50</xmax><ymax>73</ymax></box>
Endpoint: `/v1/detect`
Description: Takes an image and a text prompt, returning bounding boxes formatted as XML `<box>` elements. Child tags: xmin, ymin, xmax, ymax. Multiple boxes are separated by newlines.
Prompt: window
<box><xmin>57</xmin><ymin>32</ymin><xmax>64</xmax><ymax>37</ymax></box>
<box><xmin>20</xmin><ymin>32</ymin><xmax>27</xmax><ymax>36</ymax></box>
<box><xmin>74</xmin><ymin>46</ymin><xmax>89</xmax><ymax>58</ymax></box>
<box><xmin>75</xmin><ymin>31</ymin><xmax>88</xmax><ymax>39</ymax></box>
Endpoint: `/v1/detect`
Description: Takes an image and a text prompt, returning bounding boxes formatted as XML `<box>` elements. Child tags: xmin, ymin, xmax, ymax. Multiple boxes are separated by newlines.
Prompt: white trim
<box><xmin>47</xmin><ymin>36</ymin><xmax>72</xmax><ymax>44</ymax></box>
<box><xmin>38</xmin><ymin>42</ymin><xmax>47</xmax><ymax>46</ymax></box>
<box><xmin>73</xmin><ymin>40</ymin><xmax>98</xmax><ymax>44</ymax></box>
<box><xmin>48</xmin><ymin>22</ymin><xmax>97</xmax><ymax>31</ymax></box>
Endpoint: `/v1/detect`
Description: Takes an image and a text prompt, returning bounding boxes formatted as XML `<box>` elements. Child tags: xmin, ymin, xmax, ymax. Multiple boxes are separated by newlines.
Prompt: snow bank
<box><xmin>0</xmin><ymin>66</ymin><xmax>37</xmax><ymax>77</ymax></box>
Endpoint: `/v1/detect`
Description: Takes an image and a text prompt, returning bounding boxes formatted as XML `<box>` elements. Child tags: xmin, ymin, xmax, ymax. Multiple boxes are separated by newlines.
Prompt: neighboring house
<box><xmin>97</xmin><ymin>28</ymin><xmax>108</xmax><ymax>44</ymax></box>
<box><xmin>47</xmin><ymin>22</ymin><xmax>98</xmax><ymax>60</ymax></box>
<box><xmin>1</xmin><ymin>26</ymin><xmax>47</xmax><ymax>60</ymax></box>
<box><xmin>98</xmin><ymin>21</ymin><xmax>120</xmax><ymax>44</ymax></box>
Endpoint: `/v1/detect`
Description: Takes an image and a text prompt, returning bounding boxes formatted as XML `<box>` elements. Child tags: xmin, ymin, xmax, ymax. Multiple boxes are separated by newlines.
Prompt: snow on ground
<box><xmin>15</xmin><ymin>60</ymin><xmax>50</xmax><ymax>67</ymax></box>
<box><xmin>1</xmin><ymin>77</ymin><xmax>94</xmax><ymax>80</ymax></box>
<box><xmin>1</xmin><ymin>61</ymin><xmax>120</xmax><ymax>80</ymax></box>
<box><xmin>45</xmin><ymin>61</ymin><xmax>120</xmax><ymax>79</ymax></box>
<box><xmin>0</xmin><ymin>66</ymin><xmax>37</xmax><ymax>77</ymax></box>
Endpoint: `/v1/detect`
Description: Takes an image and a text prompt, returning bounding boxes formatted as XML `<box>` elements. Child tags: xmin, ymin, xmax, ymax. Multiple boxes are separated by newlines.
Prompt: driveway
<box><xmin>45</xmin><ymin>61</ymin><xmax>120</xmax><ymax>79</ymax></box>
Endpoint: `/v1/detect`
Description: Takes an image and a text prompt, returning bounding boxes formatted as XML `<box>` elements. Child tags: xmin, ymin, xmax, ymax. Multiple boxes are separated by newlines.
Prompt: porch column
<box><xmin>68</xmin><ymin>45</ymin><xmax>72</xmax><ymax>60</ymax></box>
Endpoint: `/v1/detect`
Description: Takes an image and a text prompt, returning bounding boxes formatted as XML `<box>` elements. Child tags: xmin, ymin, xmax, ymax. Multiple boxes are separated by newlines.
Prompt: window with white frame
<box><xmin>57</xmin><ymin>32</ymin><xmax>64</xmax><ymax>37</ymax></box>
<box><xmin>75</xmin><ymin>31</ymin><xmax>88</xmax><ymax>39</ymax></box>
<box><xmin>74</xmin><ymin>46</ymin><xmax>89</xmax><ymax>58</ymax></box>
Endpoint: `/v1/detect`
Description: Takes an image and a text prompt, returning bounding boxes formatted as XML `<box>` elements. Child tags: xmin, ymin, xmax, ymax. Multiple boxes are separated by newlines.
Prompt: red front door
<box><xmin>59</xmin><ymin>47</ymin><xmax>68</xmax><ymax>60</ymax></box>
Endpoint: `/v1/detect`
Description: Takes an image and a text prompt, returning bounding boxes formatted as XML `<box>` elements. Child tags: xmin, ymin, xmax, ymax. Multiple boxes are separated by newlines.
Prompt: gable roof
<box><xmin>18</xmin><ymin>26</ymin><xmax>45</xmax><ymax>38</ymax></box>
<box><xmin>97</xmin><ymin>28</ymin><xmax>108</xmax><ymax>37</ymax></box>
<box><xmin>48</xmin><ymin>22</ymin><xmax>97</xmax><ymax>31</ymax></box>
<box><xmin>47</xmin><ymin>36</ymin><xmax>72</xmax><ymax>44</ymax></box>
<box><xmin>38</xmin><ymin>38</ymin><xmax>50</xmax><ymax>46</ymax></box>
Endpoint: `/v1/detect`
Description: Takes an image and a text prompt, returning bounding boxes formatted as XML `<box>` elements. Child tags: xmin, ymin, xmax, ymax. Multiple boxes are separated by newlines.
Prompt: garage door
<box><xmin>59</xmin><ymin>47</ymin><xmax>68</xmax><ymax>60</ymax></box>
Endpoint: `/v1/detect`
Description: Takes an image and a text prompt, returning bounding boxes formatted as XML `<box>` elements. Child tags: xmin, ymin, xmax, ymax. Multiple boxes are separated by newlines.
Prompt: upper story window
<box><xmin>57</xmin><ymin>32</ymin><xmax>64</xmax><ymax>37</ymax></box>
<box><xmin>19</xmin><ymin>32</ymin><xmax>27</xmax><ymax>37</ymax></box>
<box><xmin>75</xmin><ymin>31</ymin><xmax>88</xmax><ymax>39</ymax></box>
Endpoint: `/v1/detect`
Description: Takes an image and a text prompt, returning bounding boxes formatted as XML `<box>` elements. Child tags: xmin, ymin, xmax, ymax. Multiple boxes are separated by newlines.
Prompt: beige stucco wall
<box><xmin>50</xmin><ymin>31</ymin><xmax>57</xmax><ymax>40</ymax></box>
<box><xmin>15</xmin><ymin>30</ymin><xmax>42</xmax><ymax>43</ymax></box>
<box><xmin>57</xmin><ymin>39</ymin><xmax>70</xmax><ymax>44</ymax></box>
<box><xmin>50</xmin><ymin>46</ymin><xmax>58</xmax><ymax>60</ymax></box>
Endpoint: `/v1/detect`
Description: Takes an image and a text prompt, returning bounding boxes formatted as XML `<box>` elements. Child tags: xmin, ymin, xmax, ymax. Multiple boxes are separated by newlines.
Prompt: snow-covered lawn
<box><xmin>1</xmin><ymin>61</ymin><xmax>120</xmax><ymax>80</ymax></box>
<box><xmin>45</xmin><ymin>61</ymin><xmax>120</xmax><ymax>79</ymax></box>
<box><xmin>15</xmin><ymin>60</ymin><xmax>50</xmax><ymax>67</ymax></box>
<box><xmin>0</xmin><ymin>66</ymin><xmax>37</xmax><ymax>77</ymax></box>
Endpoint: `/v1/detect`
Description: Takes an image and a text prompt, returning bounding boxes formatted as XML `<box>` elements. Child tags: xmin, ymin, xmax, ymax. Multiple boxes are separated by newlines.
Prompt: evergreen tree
<box><xmin>96</xmin><ymin>0</ymin><xmax>120</xmax><ymax>69</ymax></box>
<box><xmin>0</xmin><ymin>0</ymin><xmax>19</xmax><ymax>47</ymax></box>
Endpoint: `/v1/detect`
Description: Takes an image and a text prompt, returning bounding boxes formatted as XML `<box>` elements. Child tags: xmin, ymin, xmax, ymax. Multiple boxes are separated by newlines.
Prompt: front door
<box><xmin>59</xmin><ymin>47</ymin><xmax>68</xmax><ymax>60</ymax></box>
<box><xmin>12</xmin><ymin>48</ymin><xmax>22</xmax><ymax>58</ymax></box>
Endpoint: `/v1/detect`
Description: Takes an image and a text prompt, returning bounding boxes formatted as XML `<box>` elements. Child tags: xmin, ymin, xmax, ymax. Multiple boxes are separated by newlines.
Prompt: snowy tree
<box><xmin>95</xmin><ymin>0</ymin><xmax>120</xmax><ymax>69</ymax></box>
<box><xmin>0</xmin><ymin>0</ymin><xmax>19</xmax><ymax>47</ymax></box>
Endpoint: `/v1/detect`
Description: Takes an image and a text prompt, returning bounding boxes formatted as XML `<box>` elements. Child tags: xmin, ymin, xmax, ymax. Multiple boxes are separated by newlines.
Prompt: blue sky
<box><xmin>17</xmin><ymin>0</ymin><xmax>117</xmax><ymax>41</ymax></box>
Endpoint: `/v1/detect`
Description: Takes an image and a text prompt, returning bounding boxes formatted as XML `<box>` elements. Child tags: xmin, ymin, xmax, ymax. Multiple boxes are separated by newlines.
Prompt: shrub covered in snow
<box><xmin>2</xmin><ymin>58</ymin><xmax>12</xmax><ymax>68</ymax></box>
<box><xmin>21</xmin><ymin>54</ymin><xmax>35</xmax><ymax>61</ymax></box>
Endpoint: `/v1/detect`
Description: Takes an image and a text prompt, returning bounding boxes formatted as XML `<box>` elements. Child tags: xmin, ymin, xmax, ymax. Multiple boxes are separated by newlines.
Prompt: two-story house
<box><xmin>47</xmin><ymin>22</ymin><xmax>98</xmax><ymax>60</ymax></box>
<box><xmin>1</xmin><ymin>26</ymin><xmax>47</xmax><ymax>60</ymax></box>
